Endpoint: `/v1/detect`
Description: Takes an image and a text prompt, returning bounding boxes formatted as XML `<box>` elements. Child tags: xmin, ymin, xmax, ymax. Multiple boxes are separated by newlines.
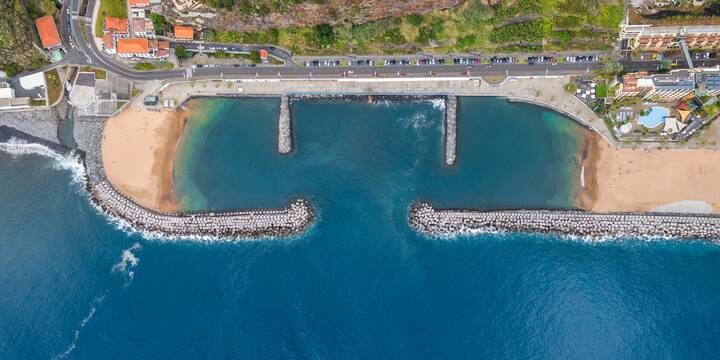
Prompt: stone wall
<box><xmin>410</xmin><ymin>203</ymin><xmax>720</xmax><ymax>240</ymax></box>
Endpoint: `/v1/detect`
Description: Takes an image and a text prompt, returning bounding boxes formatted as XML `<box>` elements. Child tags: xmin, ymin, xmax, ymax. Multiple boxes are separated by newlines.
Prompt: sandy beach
<box><xmin>584</xmin><ymin>137</ymin><xmax>720</xmax><ymax>213</ymax></box>
<box><xmin>102</xmin><ymin>106</ymin><xmax>187</xmax><ymax>212</ymax></box>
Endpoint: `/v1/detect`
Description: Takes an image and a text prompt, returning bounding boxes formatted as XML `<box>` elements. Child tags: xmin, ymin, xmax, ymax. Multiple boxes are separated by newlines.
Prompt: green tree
<box><xmin>311</xmin><ymin>24</ymin><xmax>336</xmax><ymax>49</ymax></box>
<box><xmin>249</xmin><ymin>50</ymin><xmax>261</xmax><ymax>64</ymax></box>
<box><xmin>174</xmin><ymin>44</ymin><xmax>190</xmax><ymax>60</ymax></box>
<box><xmin>149</xmin><ymin>13</ymin><xmax>167</xmax><ymax>35</ymax></box>
<box><xmin>603</xmin><ymin>62</ymin><xmax>624</xmax><ymax>77</ymax></box>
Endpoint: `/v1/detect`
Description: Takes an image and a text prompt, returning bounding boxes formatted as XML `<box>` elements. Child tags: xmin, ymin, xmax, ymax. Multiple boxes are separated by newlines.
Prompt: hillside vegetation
<box><xmin>0</xmin><ymin>0</ymin><xmax>51</xmax><ymax>76</ymax></box>
<box><xmin>203</xmin><ymin>0</ymin><xmax>624</xmax><ymax>55</ymax></box>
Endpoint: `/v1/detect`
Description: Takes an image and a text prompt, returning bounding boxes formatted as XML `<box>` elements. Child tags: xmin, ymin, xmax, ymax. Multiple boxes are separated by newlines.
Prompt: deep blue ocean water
<box><xmin>1</xmin><ymin>98</ymin><xmax>720</xmax><ymax>359</ymax></box>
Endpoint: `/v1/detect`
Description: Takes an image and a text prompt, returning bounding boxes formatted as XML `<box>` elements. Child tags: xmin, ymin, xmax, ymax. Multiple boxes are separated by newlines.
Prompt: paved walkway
<box><xmin>152</xmin><ymin>75</ymin><xmax>619</xmax><ymax>147</ymax></box>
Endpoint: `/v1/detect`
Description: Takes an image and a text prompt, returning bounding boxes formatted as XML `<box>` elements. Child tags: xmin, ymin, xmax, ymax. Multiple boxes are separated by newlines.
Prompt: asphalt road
<box><xmin>55</xmin><ymin>0</ymin><xmax>720</xmax><ymax>83</ymax></box>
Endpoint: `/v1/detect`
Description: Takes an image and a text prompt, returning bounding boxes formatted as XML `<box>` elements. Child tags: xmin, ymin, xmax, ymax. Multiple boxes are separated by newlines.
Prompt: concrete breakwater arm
<box><xmin>87</xmin><ymin>179</ymin><xmax>314</xmax><ymax>238</ymax></box>
<box><xmin>278</xmin><ymin>95</ymin><xmax>292</xmax><ymax>154</ymax></box>
<box><xmin>445</xmin><ymin>95</ymin><xmax>457</xmax><ymax>166</ymax></box>
<box><xmin>75</xmin><ymin>117</ymin><xmax>314</xmax><ymax>239</ymax></box>
<box><xmin>409</xmin><ymin>202</ymin><xmax>720</xmax><ymax>240</ymax></box>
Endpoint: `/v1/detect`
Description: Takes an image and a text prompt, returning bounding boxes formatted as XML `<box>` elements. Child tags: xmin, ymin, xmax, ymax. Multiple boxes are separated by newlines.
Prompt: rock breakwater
<box><xmin>88</xmin><ymin>180</ymin><xmax>314</xmax><ymax>238</ymax></box>
<box><xmin>278</xmin><ymin>95</ymin><xmax>292</xmax><ymax>154</ymax></box>
<box><xmin>410</xmin><ymin>202</ymin><xmax>720</xmax><ymax>240</ymax></box>
<box><xmin>444</xmin><ymin>95</ymin><xmax>457</xmax><ymax>166</ymax></box>
<box><xmin>75</xmin><ymin>116</ymin><xmax>315</xmax><ymax>240</ymax></box>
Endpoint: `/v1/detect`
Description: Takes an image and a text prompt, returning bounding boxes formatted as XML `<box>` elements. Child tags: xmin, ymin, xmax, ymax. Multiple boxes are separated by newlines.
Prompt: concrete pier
<box><xmin>410</xmin><ymin>202</ymin><xmax>720</xmax><ymax>240</ymax></box>
<box><xmin>278</xmin><ymin>95</ymin><xmax>292</xmax><ymax>154</ymax></box>
<box><xmin>445</xmin><ymin>95</ymin><xmax>457</xmax><ymax>166</ymax></box>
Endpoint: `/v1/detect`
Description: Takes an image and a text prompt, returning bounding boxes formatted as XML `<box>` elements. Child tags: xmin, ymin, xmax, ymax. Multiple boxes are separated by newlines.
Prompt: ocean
<box><xmin>1</xmin><ymin>98</ymin><xmax>720</xmax><ymax>359</ymax></box>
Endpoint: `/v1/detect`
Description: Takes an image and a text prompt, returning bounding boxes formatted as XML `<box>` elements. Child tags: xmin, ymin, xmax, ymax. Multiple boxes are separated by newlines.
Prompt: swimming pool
<box><xmin>638</xmin><ymin>106</ymin><xmax>670</xmax><ymax>128</ymax></box>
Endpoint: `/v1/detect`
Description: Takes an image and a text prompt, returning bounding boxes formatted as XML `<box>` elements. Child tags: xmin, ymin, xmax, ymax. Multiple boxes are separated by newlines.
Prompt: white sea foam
<box><xmin>112</xmin><ymin>242</ymin><xmax>142</xmax><ymax>283</ymax></box>
<box><xmin>429</xmin><ymin>98</ymin><xmax>446</xmax><ymax>110</ymax></box>
<box><xmin>52</xmin><ymin>294</ymin><xmax>106</xmax><ymax>360</ymax></box>
<box><xmin>0</xmin><ymin>138</ymin><xmax>86</xmax><ymax>185</ymax></box>
<box><xmin>423</xmin><ymin>227</ymin><xmax>717</xmax><ymax>244</ymax></box>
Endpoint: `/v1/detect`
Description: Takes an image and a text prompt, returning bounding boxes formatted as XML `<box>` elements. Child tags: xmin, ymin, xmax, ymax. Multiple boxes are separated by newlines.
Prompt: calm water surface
<box><xmin>1</xmin><ymin>98</ymin><xmax>719</xmax><ymax>359</ymax></box>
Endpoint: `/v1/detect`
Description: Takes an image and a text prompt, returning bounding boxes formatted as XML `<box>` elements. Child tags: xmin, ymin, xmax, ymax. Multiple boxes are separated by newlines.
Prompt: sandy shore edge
<box><xmin>580</xmin><ymin>134</ymin><xmax>720</xmax><ymax>214</ymax></box>
<box><xmin>102</xmin><ymin>106</ymin><xmax>189</xmax><ymax>212</ymax></box>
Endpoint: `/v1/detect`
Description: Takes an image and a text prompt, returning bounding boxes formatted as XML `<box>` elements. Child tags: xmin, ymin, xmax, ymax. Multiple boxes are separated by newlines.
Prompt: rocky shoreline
<box><xmin>76</xmin><ymin>116</ymin><xmax>316</xmax><ymax>240</ymax></box>
<box><xmin>409</xmin><ymin>202</ymin><xmax>720</xmax><ymax>240</ymax></box>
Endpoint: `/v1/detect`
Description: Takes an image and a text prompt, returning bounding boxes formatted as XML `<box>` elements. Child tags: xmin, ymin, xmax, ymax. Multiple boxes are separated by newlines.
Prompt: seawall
<box><xmin>278</xmin><ymin>95</ymin><xmax>292</xmax><ymax>154</ymax></box>
<box><xmin>410</xmin><ymin>203</ymin><xmax>720</xmax><ymax>240</ymax></box>
<box><xmin>445</xmin><ymin>95</ymin><xmax>457</xmax><ymax>166</ymax></box>
<box><xmin>75</xmin><ymin>117</ymin><xmax>315</xmax><ymax>239</ymax></box>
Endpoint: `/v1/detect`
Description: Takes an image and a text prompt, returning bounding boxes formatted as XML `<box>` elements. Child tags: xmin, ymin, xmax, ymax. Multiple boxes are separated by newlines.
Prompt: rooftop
<box><xmin>103</xmin><ymin>33</ymin><xmax>115</xmax><ymax>50</ymax></box>
<box><xmin>117</xmin><ymin>38</ymin><xmax>149</xmax><ymax>54</ymax></box>
<box><xmin>174</xmin><ymin>25</ymin><xmax>193</xmax><ymax>40</ymax></box>
<box><xmin>129</xmin><ymin>0</ymin><xmax>149</xmax><ymax>7</ymax></box>
<box><xmin>105</xmin><ymin>17</ymin><xmax>129</xmax><ymax>33</ymax></box>
<box><xmin>35</xmin><ymin>16</ymin><xmax>61</xmax><ymax>49</ymax></box>
<box><xmin>651</xmin><ymin>70</ymin><xmax>695</xmax><ymax>90</ymax></box>
<box><xmin>132</xmin><ymin>18</ymin><xmax>146</xmax><ymax>32</ymax></box>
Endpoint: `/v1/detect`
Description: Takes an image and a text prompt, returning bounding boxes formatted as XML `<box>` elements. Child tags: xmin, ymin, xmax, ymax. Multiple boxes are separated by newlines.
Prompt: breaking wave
<box><xmin>0</xmin><ymin>138</ymin><xmax>86</xmax><ymax>185</ymax></box>
<box><xmin>428</xmin><ymin>98</ymin><xmax>446</xmax><ymax>110</ymax></box>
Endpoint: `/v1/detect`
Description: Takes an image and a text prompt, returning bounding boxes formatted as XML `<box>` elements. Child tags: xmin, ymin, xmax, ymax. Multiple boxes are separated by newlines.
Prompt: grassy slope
<box><xmin>95</xmin><ymin>0</ymin><xmax>127</xmax><ymax>37</ymax></box>
<box><xmin>208</xmin><ymin>0</ymin><xmax>624</xmax><ymax>55</ymax></box>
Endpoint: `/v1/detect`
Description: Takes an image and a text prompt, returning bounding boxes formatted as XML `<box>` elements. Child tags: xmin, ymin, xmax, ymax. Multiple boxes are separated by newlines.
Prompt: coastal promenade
<box><xmin>410</xmin><ymin>203</ymin><xmax>720</xmax><ymax>240</ymax></box>
<box><xmin>152</xmin><ymin>75</ymin><xmax>617</xmax><ymax>148</ymax></box>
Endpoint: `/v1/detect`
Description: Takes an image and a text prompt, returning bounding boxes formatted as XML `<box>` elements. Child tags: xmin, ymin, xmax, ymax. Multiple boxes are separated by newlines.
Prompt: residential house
<box><xmin>117</xmin><ymin>38</ymin><xmax>168</xmax><ymax>58</ymax></box>
<box><xmin>131</xmin><ymin>8</ymin><xmax>146</xmax><ymax>18</ymax></box>
<box><xmin>35</xmin><ymin>16</ymin><xmax>62</xmax><ymax>49</ymax></box>
<box><xmin>129</xmin><ymin>0</ymin><xmax>150</xmax><ymax>8</ymax></box>
<box><xmin>102</xmin><ymin>32</ymin><xmax>116</xmax><ymax>54</ymax></box>
<box><xmin>620</xmin><ymin>23</ymin><xmax>720</xmax><ymax>50</ymax></box>
<box><xmin>615</xmin><ymin>71</ymin><xmax>649</xmax><ymax>98</ymax></box>
<box><xmin>132</xmin><ymin>18</ymin><xmax>154</xmax><ymax>38</ymax></box>
<box><xmin>117</xmin><ymin>38</ymin><xmax>149</xmax><ymax>58</ymax></box>
<box><xmin>174</xmin><ymin>25</ymin><xmax>194</xmax><ymax>41</ymax></box>
<box><xmin>105</xmin><ymin>17</ymin><xmax>129</xmax><ymax>37</ymax></box>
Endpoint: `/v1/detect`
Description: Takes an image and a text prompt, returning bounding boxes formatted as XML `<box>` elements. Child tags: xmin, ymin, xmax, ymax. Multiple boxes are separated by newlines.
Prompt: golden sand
<box><xmin>583</xmin><ymin>136</ymin><xmax>720</xmax><ymax>213</ymax></box>
<box><xmin>101</xmin><ymin>106</ymin><xmax>187</xmax><ymax>212</ymax></box>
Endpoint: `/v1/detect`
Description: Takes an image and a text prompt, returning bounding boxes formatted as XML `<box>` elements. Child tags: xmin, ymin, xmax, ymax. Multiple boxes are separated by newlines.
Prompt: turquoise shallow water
<box><xmin>1</xmin><ymin>98</ymin><xmax>720</xmax><ymax>359</ymax></box>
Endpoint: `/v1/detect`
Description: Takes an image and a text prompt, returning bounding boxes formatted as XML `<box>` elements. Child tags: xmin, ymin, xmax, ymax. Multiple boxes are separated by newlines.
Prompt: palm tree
<box><xmin>603</xmin><ymin>62</ymin><xmax>624</xmax><ymax>77</ymax></box>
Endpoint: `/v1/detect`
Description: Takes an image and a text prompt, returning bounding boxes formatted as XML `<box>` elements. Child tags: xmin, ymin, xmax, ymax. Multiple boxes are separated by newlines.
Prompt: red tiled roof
<box><xmin>117</xmin><ymin>38</ymin><xmax>149</xmax><ymax>54</ymax></box>
<box><xmin>129</xmin><ymin>0</ymin><xmax>149</xmax><ymax>7</ymax></box>
<box><xmin>35</xmin><ymin>16</ymin><xmax>61</xmax><ymax>48</ymax></box>
<box><xmin>105</xmin><ymin>17</ymin><xmax>128</xmax><ymax>33</ymax></box>
<box><xmin>174</xmin><ymin>25</ymin><xmax>194</xmax><ymax>40</ymax></box>
<box><xmin>103</xmin><ymin>32</ymin><xmax>115</xmax><ymax>50</ymax></box>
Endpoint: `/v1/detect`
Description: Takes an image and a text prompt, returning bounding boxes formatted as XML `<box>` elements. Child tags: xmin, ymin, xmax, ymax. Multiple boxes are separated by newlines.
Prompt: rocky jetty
<box><xmin>88</xmin><ymin>180</ymin><xmax>314</xmax><ymax>238</ymax></box>
<box><xmin>444</xmin><ymin>95</ymin><xmax>457</xmax><ymax>166</ymax></box>
<box><xmin>75</xmin><ymin>116</ymin><xmax>314</xmax><ymax>240</ymax></box>
<box><xmin>410</xmin><ymin>202</ymin><xmax>720</xmax><ymax>240</ymax></box>
<box><xmin>278</xmin><ymin>95</ymin><xmax>292</xmax><ymax>154</ymax></box>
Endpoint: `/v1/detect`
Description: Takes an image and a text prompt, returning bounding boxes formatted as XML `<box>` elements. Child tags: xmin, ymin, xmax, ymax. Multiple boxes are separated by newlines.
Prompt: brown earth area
<box><xmin>203</xmin><ymin>0</ymin><xmax>461</xmax><ymax>32</ymax></box>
